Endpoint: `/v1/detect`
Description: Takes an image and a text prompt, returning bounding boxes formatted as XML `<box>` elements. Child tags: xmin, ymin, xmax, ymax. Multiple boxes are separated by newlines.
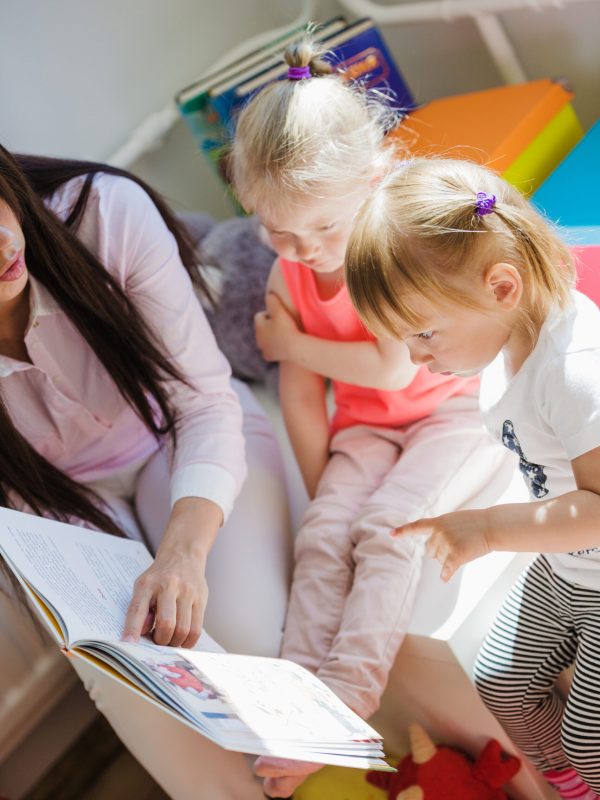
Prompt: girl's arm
<box><xmin>260</xmin><ymin>261</ymin><xmax>330</xmax><ymax>499</ymax></box>
<box><xmin>280</xmin><ymin>360</ymin><xmax>330</xmax><ymax>499</ymax></box>
<box><xmin>255</xmin><ymin>278</ymin><xmax>418</xmax><ymax>390</ymax></box>
<box><xmin>395</xmin><ymin>445</ymin><xmax>600</xmax><ymax>582</ymax></box>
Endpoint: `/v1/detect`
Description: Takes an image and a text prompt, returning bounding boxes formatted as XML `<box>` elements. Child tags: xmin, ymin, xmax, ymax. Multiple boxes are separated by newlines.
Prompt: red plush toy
<box><xmin>366</xmin><ymin>724</ymin><xmax>521</xmax><ymax>800</ymax></box>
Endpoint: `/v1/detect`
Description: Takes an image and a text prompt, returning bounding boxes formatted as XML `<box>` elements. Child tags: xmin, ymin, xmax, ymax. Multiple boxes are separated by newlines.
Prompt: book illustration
<box><xmin>145</xmin><ymin>655</ymin><xmax>222</xmax><ymax>701</ymax></box>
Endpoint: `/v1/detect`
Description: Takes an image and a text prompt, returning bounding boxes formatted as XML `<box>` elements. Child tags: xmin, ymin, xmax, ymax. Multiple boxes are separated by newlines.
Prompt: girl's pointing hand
<box><xmin>393</xmin><ymin>509</ymin><xmax>492</xmax><ymax>582</ymax></box>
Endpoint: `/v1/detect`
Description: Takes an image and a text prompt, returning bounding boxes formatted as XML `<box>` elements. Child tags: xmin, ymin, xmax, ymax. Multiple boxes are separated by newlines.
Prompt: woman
<box><xmin>0</xmin><ymin>146</ymin><xmax>291</xmax><ymax>798</ymax></box>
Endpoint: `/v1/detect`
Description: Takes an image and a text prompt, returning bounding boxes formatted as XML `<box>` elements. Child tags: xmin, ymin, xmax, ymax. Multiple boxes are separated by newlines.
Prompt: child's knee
<box><xmin>473</xmin><ymin>652</ymin><xmax>519</xmax><ymax>713</ymax></box>
<box><xmin>294</xmin><ymin>512</ymin><xmax>352</xmax><ymax>564</ymax></box>
<box><xmin>349</xmin><ymin>506</ymin><xmax>421</xmax><ymax>559</ymax></box>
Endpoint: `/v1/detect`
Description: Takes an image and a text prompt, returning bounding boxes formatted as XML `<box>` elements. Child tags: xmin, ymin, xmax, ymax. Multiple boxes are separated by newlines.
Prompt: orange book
<box><xmin>390</xmin><ymin>79</ymin><xmax>573</xmax><ymax>174</ymax></box>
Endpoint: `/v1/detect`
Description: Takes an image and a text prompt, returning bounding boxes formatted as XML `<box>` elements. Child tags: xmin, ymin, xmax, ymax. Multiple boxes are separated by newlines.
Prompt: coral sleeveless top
<box><xmin>280</xmin><ymin>259</ymin><xmax>479</xmax><ymax>433</ymax></box>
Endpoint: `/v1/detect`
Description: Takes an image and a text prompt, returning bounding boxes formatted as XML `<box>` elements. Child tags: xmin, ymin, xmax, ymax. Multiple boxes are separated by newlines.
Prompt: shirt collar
<box><xmin>28</xmin><ymin>274</ymin><xmax>62</xmax><ymax>319</ymax></box>
<box><xmin>0</xmin><ymin>276</ymin><xmax>62</xmax><ymax>377</ymax></box>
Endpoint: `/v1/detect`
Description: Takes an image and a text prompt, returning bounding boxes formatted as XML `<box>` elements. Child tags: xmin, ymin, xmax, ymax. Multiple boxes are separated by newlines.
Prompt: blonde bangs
<box><xmin>346</xmin><ymin>217</ymin><xmax>447</xmax><ymax>338</ymax></box>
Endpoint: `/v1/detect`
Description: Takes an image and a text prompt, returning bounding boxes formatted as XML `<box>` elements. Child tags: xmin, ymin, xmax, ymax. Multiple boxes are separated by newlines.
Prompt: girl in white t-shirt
<box><xmin>345</xmin><ymin>157</ymin><xmax>600</xmax><ymax>800</ymax></box>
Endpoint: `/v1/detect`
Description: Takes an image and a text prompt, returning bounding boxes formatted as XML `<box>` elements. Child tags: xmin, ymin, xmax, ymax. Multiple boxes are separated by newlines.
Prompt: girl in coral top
<box><xmin>230</xmin><ymin>36</ymin><xmax>516</xmax><ymax>798</ymax></box>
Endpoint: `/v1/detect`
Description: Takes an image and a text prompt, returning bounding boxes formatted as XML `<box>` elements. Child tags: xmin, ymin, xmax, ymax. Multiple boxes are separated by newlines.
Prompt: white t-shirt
<box><xmin>480</xmin><ymin>290</ymin><xmax>600</xmax><ymax>588</ymax></box>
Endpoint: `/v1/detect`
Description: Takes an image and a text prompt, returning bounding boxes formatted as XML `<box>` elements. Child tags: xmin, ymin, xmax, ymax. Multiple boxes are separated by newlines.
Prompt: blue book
<box><xmin>212</xmin><ymin>18</ymin><xmax>414</xmax><ymax>137</ymax></box>
<box><xmin>532</xmin><ymin>119</ymin><xmax>600</xmax><ymax>243</ymax></box>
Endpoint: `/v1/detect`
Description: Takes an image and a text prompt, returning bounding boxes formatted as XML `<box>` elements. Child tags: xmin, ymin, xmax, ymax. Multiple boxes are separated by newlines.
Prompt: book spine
<box><xmin>179</xmin><ymin>95</ymin><xmax>229</xmax><ymax>170</ymax></box>
<box><xmin>178</xmin><ymin>96</ymin><xmax>243</xmax><ymax>213</ymax></box>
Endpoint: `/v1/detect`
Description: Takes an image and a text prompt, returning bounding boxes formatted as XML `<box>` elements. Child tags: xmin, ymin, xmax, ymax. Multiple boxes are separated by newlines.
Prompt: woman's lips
<box><xmin>0</xmin><ymin>252</ymin><xmax>25</xmax><ymax>282</ymax></box>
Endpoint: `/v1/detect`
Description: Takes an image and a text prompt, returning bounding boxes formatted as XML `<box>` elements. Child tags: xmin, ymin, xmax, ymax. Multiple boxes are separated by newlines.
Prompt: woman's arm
<box><xmin>123</xmin><ymin>497</ymin><xmax>221</xmax><ymax>646</ymax></box>
<box><xmin>255</xmin><ymin>289</ymin><xmax>418</xmax><ymax>390</ymax></box>
<box><xmin>96</xmin><ymin>176</ymin><xmax>246</xmax><ymax>647</ymax></box>
<box><xmin>394</xmin><ymin>445</ymin><xmax>600</xmax><ymax>582</ymax></box>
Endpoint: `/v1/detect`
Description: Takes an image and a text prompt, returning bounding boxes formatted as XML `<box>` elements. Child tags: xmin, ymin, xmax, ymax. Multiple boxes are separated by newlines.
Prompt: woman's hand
<box><xmin>254</xmin><ymin>292</ymin><xmax>300</xmax><ymax>362</ymax></box>
<box><xmin>393</xmin><ymin>509</ymin><xmax>492</xmax><ymax>582</ymax></box>
<box><xmin>122</xmin><ymin>497</ymin><xmax>222</xmax><ymax>647</ymax></box>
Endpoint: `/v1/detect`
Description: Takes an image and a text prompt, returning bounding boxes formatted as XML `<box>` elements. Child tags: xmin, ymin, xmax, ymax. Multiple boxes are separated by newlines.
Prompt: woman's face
<box><xmin>0</xmin><ymin>199</ymin><xmax>28</xmax><ymax>304</ymax></box>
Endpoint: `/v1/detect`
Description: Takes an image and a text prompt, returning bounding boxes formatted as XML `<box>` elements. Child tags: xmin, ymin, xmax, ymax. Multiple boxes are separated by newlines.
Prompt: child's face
<box><xmin>397</xmin><ymin>293</ymin><xmax>514</xmax><ymax>377</ymax></box>
<box><xmin>258</xmin><ymin>186</ymin><xmax>368</xmax><ymax>274</ymax></box>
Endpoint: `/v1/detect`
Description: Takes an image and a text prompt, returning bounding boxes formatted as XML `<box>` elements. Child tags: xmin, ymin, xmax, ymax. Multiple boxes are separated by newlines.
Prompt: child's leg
<box><xmin>280</xmin><ymin>427</ymin><xmax>398</xmax><ymax>673</ymax></box>
<box><xmin>476</xmin><ymin>557</ymin><xmax>600</xmax><ymax>796</ymax></box>
<box><xmin>475</xmin><ymin>556</ymin><xmax>600</xmax><ymax>789</ymax></box>
<box><xmin>317</xmin><ymin>395</ymin><xmax>512</xmax><ymax>718</ymax></box>
<box><xmin>262</xmin><ymin>429</ymin><xmax>399</xmax><ymax>798</ymax></box>
<box><xmin>548</xmin><ymin>578</ymin><xmax>600</xmax><ymax>793</ymax></box>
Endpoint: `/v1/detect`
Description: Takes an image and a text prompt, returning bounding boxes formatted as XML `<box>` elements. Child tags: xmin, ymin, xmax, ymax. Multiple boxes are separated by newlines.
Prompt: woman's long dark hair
<box><xmin>0</xmin><ymin>146</ymin><xmax>209</xmax><ymax>537</ymax></box>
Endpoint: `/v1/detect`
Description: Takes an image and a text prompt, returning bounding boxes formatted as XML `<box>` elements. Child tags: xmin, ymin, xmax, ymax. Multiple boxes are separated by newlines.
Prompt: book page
<box><xmin>0</xmin><ymin>507</ymin><xmax>152</xmax><ymax>645</ymax></box>
<box><xmin>181</xmin><ymin>651</ymin><xmax>382</xmax><ymax>745</ymax></box>
<box><xmin>82</xmin><ymin>642</ymin><xmax>390</xmax><ymax>768</ymax></box>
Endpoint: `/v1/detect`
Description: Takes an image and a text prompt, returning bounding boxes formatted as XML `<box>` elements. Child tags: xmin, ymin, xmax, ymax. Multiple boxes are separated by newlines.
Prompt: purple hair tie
<box><xmin>287</xmin><ymin>65</ymin><xmax>312</xmax><ymax>81</ymax></box>
<box><xmin>475</xmin><ymin>191</ymin><xmax>497</xmax><ymax>216</ymax></box>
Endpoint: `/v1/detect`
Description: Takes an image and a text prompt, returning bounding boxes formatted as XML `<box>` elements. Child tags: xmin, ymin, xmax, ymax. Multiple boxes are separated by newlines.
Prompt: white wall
<box><xmin>0</xmin><ymin>0</ymin><xmax>312</xmax><ymax>216</ymax></box>
<box><xmin>1</xmin><ymin>0</ymin><xmax>599</xmax><ymax>219</ymax></box>
<box><xmin>374</xmin><ymin>1</ymin><xmax>600</xmax><ymax>124</ymax></box>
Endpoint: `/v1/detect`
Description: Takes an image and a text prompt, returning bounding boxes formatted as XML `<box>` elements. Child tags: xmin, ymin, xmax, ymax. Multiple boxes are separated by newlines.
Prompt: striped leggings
<box><xmin>473</xmin><ymin>555</ymin><xmax>600</xmax><ymax>791</ymax></box>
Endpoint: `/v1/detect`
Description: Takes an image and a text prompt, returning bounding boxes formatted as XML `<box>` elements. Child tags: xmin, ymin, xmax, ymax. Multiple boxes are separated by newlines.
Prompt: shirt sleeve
<box><xmin>542</xmin><ymin>349</ymin><xmax>600</xmax><ymax>461</ymax></box>
<box><xmin>90</xmin><ymin>174</ymin><xmax>246</xmax><ymax>520</ymax></box>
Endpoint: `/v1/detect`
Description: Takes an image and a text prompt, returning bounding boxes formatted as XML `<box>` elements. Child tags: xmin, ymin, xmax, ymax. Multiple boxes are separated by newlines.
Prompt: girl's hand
<box><xmin>254</xmin><ymin>292</ymin><xmax>300</xmax><ymax>362</ymax></box>
<box><xmin>393</xmin><ymin>510</ymin><xmax>492</xmax><ymax>582</ymax></box>
<box><xmin>122</xmin><ymin>497</ymin><xmax>221</xmax><ymax>648</ymax></box>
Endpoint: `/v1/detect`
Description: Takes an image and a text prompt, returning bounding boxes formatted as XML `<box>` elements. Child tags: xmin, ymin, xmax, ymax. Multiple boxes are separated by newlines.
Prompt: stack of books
<box><xmin>388</xmin><ymin>79</ymin><xmax>583</xmax><ymax>196</ymax></box>
<box><xmin>533</xmin><ymin>119</ymin><xmax>600</xmax><ymax>306</ymax></box>
<box><xmin>176</xmin><ymin>17</ymin><xmax>414</xmax><ymax>200</ymax></box>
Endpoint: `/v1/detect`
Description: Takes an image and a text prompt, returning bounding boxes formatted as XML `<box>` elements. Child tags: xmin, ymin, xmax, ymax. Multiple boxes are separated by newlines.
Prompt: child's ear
<box><xmin>484</xmin><ymin>262</ymin><xmax>523</xmax><ymax>310</ymax></box>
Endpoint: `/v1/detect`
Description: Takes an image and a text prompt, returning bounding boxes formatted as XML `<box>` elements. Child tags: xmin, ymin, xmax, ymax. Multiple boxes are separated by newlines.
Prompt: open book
<box><xmin>0</xmin><ymin>507</ymin><xmax>392</xmax><ymax>772</ymax></box>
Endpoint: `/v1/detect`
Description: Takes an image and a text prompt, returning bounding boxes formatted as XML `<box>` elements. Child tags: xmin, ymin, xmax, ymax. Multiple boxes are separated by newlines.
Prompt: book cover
<box><xmin>0</xmin><ymin>506</ymin><xmax>392</xmax><ymax>770</ymax></box>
